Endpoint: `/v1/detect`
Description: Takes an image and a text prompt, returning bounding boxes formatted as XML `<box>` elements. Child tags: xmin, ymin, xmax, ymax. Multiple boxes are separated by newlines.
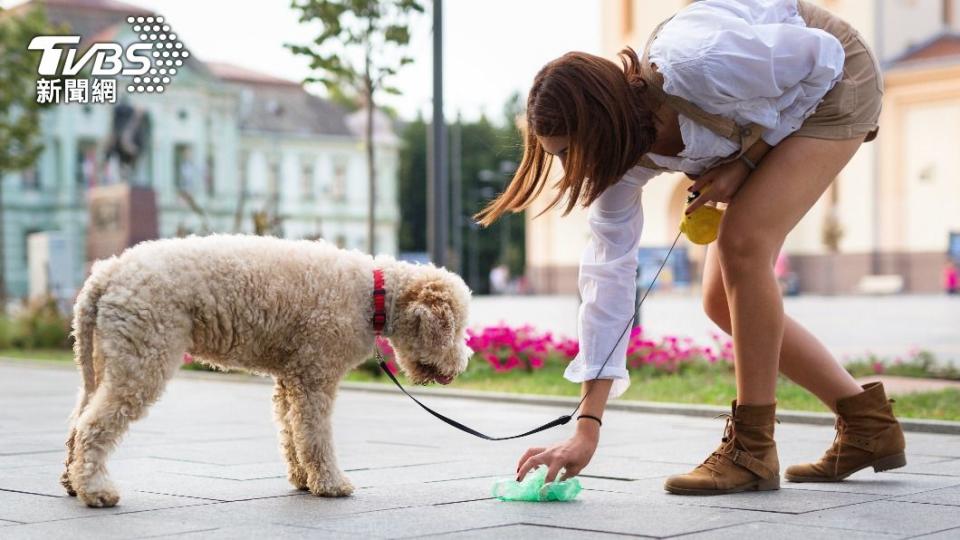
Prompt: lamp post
<box><xmin>450</xmin><ymin>113</ymin><xmax>462</xmax><ymax>273</ymax></box>
<box><xmin>428</xmin><ymin>0</ymin><xmax>448</xmax><ymax>267</ymax></box>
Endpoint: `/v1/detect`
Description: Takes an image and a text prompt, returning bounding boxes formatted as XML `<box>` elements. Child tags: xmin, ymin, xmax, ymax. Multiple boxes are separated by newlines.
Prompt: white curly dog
<box><xmin>61</xmin><ymin>235</ymin><xmax>472</xmax><ymax>507</ymax></box>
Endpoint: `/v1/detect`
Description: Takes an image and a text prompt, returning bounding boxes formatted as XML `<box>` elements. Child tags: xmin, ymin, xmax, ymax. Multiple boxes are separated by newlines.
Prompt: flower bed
<box><xmin>182</xmin><ymin>322</ymin><xmax>952</xmax><ymax>387</ymax></box>
<box><xmin>360</xmin><ymin>323</ymin><xmax>735</xmax><ymax>380</ymax></box>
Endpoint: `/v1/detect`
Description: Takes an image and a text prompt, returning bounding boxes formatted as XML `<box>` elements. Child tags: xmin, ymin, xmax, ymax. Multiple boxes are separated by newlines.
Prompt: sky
<box><xmin>3</xmin><ymin>0</ymin><xmax>602</xmax><ymax>123</ymax></box>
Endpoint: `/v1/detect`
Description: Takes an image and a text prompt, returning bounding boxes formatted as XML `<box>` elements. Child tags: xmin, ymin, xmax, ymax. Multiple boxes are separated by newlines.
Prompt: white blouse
<box><xmin>563</xmin><ymin>0</ymin><xmax>845</xmax><ymax>398</ymax></box>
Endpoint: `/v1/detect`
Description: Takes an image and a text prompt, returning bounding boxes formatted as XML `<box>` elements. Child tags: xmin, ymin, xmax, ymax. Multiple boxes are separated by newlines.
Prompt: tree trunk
<box><xmin>365</xmin><ymin>64</ymin><xmax>377</xmax><ymax>255</ymax></box>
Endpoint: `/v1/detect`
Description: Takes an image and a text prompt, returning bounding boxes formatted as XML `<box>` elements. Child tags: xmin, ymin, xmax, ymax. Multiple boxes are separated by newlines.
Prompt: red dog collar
<box><xmin>372</xmin><ymin>269</ymin><xmax>386</xmax><ymax>335</ymax></box>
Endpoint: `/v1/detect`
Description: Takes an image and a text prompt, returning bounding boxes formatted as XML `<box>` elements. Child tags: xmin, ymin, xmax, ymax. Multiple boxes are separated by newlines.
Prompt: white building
<box><xmin>1</xmin><ymin>0</ymin><xmax>399</xmax><ymax>300</ymax></box>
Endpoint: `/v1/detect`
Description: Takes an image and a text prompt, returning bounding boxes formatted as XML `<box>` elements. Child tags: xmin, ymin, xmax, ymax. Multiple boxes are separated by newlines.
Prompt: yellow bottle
<box><xmin>679</xmin><ymin>190</ymin><xmax>723</xmax><ymax>245</ymax></box>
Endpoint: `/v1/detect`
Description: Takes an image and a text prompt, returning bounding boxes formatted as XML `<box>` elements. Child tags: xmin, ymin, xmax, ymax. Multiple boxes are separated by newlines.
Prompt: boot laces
<box><xmin>699</xmin><ymin>413</ymin><xmax>736</xmax><ymax>475</ymax></box>
<box><xmin>830</xmin><ymin>417</ymin><xmax>847</xmax><ymax>478</ymax></box>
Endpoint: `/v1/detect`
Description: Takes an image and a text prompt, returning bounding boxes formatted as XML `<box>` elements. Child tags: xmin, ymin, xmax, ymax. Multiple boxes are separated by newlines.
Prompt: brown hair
<box><xmin>476</xmin><ymin>47</ymin><xmax>657</xmax><ymax>226</ymax></box>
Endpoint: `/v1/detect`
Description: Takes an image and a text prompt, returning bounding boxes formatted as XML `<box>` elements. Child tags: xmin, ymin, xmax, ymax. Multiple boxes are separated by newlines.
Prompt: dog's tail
<box><xmin>72</xmin><ymin>257</ymin><xmax>119</xmax><ymax>399</ymax></box>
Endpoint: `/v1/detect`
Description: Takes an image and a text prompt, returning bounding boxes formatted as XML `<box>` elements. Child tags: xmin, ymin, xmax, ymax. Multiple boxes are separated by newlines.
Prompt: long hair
<box><xmin>476</xmin><ymin>47</ymin><xmax>656</xmax><ymax>226</ymax></box>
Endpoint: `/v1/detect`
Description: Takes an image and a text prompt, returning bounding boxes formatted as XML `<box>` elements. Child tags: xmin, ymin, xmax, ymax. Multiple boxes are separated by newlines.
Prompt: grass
<box><xmin>5</xmin><ymin>348</ymin><xmax>958</xmax><ymax>421</ymax></box>
<box><xmin>0</xmin><ymin>348</ymin><xmax>74</xmax><ymax>361</ymax></box>
<box><xmin>348</xmin><ymin>362</ymin><xmax>960</xmax><ymax>422</ymax></box>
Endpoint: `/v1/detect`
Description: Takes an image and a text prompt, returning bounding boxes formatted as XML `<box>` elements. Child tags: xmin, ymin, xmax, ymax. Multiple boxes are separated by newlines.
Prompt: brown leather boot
<box><xmin>786</xmin><ymin>382</ymin><xmax>906</xmax><ymax>482</ymax></box>
<box><xmin>664</xmin><ymin>401</ymin><xmax>780</xmax><ymax>495</ymax></box>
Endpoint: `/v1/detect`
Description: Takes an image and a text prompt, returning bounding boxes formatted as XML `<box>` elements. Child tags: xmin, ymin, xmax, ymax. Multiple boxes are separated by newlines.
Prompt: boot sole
<box><xmin>785</xmin><ymin>452</ymin><xmax>907</xmax><ymax>483</ymax></box>
<box><xmin>665</xmin><ymin>477</ymin><xmax>780</xmax><ymax>496</ymax></box>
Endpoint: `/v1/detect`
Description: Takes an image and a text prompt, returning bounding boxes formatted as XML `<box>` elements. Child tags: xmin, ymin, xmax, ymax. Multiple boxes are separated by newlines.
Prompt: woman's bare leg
<box><xmin>716</xmin><ymin>136</ymin><xmax>866</xmax><ymax>405</ymax></box>
<box><xmin>702</xmin><ymin>244</ymin><xmax>863</xmax><ymax>411</ymax></box>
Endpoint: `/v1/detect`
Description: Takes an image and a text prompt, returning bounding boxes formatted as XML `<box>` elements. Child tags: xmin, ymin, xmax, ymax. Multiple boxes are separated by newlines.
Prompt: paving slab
<box><xmin>894</xmin><ymin>484</ymin><xmax>960</xmax><ymax>506</ymax></box>
<box><xmin>781</xmin><ymin>471</ymin><xmax>960</xmax><ymax>496</ymax></box>
<box><xmin>889</xmin><ymin>457</ymin><xmax>960</xmax><ymax>477</ymax></box>
<box><xmin>781</xmin><ymin>499</ymin><xmax>960</xmax><ymax>536</ymax></box>
<box><xmin>428</xmin><ymin>523</ymin><xmax>638</xmax><ymax>539</ymax></box>
<box><xmin>0</xmin><ymin>487</ymin><xmax>208</xmax><ymax>524</ymax></box>
<box><xmin>912</xmin><ymin>526</ymin><xmax>960</xmax><ymax>539</ymax></box>
<box><xmin>0</xmin><ymin>511</ymin><xmax>222</xmax><ymax>540</ymax></box>
<box><xmin>3</xmin><ymin>361</ymin><xmax>960</xmax><ymax>539</ymax></box>
<box><xmin>673</xmin><ymin>521</ymin><xmax>901</xmax><ymax>539</ymax></box>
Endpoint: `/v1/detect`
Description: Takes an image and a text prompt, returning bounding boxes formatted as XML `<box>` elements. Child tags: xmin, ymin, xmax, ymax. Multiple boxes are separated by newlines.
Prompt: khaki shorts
<box><xmin>794</xmin><ymin>0</ymin><xmax>883</xmax><ymax>142</ymax></box>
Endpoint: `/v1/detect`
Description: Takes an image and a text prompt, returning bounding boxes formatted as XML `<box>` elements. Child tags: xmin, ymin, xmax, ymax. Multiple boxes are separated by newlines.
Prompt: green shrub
<box><xmin>10</xmin><ymin>296</ymin><xmax>71</xmax><ymax>350</ymax></box>
<box><xmin>0</xmin><ymin>316</ymin><xmax>13</xmax><ymax>349</ymax></box>
<box><xmin>845</xmin><ymin>349</ymin><xmax>960</xmax><ymax>381</ymax></box>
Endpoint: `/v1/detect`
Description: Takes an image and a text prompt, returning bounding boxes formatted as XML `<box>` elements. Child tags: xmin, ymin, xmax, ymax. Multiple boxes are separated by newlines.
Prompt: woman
<box><xmin>477</xmin><ymin>0</ymin><xmax>905</xmax><ymax>495</ymax></box>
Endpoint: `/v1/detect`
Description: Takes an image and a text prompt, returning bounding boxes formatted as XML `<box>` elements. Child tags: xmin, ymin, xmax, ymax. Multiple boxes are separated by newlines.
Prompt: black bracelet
<box><xmin>577</xmin><ymin>414</ymin><xmax>602</xmax><ymax>427</ymax></box>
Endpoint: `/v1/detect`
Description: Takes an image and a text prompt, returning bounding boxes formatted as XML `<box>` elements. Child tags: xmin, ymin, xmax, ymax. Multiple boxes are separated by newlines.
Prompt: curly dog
<box><xmin>61</xmin><ymin>234</ymin><xmax>472</xmax><ymax>507</ymax></box>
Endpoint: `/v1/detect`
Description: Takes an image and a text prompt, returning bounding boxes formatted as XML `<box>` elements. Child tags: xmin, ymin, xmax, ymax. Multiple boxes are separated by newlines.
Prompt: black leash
<box><xmin>378</xmin><ymin>230</ymin><xmax>683</xmax><ymax>441</ymax></box>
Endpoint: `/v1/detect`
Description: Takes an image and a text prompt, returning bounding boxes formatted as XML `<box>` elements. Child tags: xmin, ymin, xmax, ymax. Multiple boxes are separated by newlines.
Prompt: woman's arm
<box><xmin>563</xmin><ymin>172</ymin><xmax>652</xmax><ymax>393</ymax></box>
<box><xmin>516</xmin><ymin>378</ymin><xmax>612</xmax><ymax>483</ymax></box>
<box><xmin>516</xmin><ymin>170</ymin><xmax>654</xmax><ymax>484</ymax></box>
<box><xmin>573</xmin><ymin>378</ymin><xmax>614</xmax><ymax>440</ymax></box>
<box><xmin>685</xmin><ymin>138</ymin><xmax>771</xmax><ymax>214</ymax></box>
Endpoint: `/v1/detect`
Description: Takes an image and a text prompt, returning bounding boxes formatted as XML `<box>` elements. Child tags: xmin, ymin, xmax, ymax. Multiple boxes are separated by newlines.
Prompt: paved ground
<box><xmin>2</xmin><ymin>362</ymin><xmax>960</xmax><ymax>539</ymax></box>
<box><xmin>471</xmin><ymin>294</ymin><xmax>960</xmax><ymax>365</ymax></box>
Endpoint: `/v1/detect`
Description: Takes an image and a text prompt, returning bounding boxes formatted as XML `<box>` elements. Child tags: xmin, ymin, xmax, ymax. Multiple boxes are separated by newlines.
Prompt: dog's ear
<box><xmin>399</xmin><ymin>278</ymin><xmax>456</xmax><ymax>348</ymax></box>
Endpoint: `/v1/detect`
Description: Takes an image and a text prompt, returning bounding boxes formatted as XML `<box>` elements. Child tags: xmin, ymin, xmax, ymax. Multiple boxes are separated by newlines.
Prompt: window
<box><xmin>76</xmin><ymin>139</ymin><xmax>99</xmax><ymax>188</ymax></box>
<box><xmin>268</xmin><ymin>156</ymin><xmax>281</xmax><ymax>200</ymax></box>
<box><xmin>301</xmin><ymin>157</ymin><xmax>315</xmax><ymax>200</ymax></box>
<box><xmin>331</xmin><ymin>156</ymin><xmax>348</xmax><ymax>202</ymax></box>
<box><xmin>205</xmin><ymin>149</ymin><xmax>215</xmax><ymax>196</ymax></box>
<box><xmin>238</xmin><ymin>151</ymin><xmax>249</xmax><ymax>196</ymax></box>
<box><xmin>174</xmin><ymin>144</ymin><xmax>196</xmax><ymax>191</ymax></box>
<box><xmin>49</xmin><ymin>139</ymin><xmax>61</xmax><ymax>189</ymax></box>
<box><xmin>21</xmin><ymin>167</ymin><xmax>40</xmax><ymax>191</ymax></box>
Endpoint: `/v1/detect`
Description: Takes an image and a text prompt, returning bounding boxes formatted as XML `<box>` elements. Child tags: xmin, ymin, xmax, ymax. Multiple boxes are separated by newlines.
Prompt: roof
<box><xmin>4</xmin><ymin>0</ymin><xmax>153</xmax><ymax>39</ymax></box>
<box><xmin>889</xmin><ymin>32</ymin><xmax>960</xmax><ymax>69</ymax></box>
<box><xmin>212</xmin><ymin>65</ymin><xmax>353</xmax><ymax>137</ymax></box>
<box><xmin>206</xmin><ymin>62</ymin><xmax>300</xmax><ymax>88</ymax></box>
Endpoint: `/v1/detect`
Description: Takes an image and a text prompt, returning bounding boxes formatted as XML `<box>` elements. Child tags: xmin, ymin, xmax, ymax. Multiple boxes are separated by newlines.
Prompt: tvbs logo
<box><xmin>29</xmin><ymin>15</ymin><xmax>187</xmax><ymax>105</ymax></box>
<box><xmin>29</xmin><ymin>36</ymin><xmax>152</xmax><ymax>77</ymax></box>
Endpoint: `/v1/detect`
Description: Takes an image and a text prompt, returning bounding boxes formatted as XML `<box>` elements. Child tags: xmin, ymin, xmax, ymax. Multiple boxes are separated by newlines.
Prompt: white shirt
<box><xmin>563</xmin><ymin>0</ymin><xmax>845</xmax><ymax>398</ymax></box>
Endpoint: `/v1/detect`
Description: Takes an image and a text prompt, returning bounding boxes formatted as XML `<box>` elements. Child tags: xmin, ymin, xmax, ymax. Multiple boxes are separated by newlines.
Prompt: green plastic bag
<box><xmin>492</xmin><ymin>466</ymin><xmax>582</xmax><ymax>502</ymax></box>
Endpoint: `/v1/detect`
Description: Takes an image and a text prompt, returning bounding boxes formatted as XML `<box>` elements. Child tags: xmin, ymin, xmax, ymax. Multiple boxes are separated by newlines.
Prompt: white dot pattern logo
<box><xmin>125</xmin><ymin>14</ymin><xmax>188</xmax><ymax>94</ymax></box>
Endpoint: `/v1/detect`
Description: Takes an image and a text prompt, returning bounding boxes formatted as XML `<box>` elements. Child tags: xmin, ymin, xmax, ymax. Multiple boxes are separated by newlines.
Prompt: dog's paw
<box><xmin>288</xmin><ymin>469</ymin><xmax>309</xmax><ymax>491</ymax></box>
<box><xmin>60</xmin><ymin>471</ymin><xmax>77</xmax><ymax>496</ymax></box>
<box><xmin>308</xmin><ymin>475</ymin><xmax>354</xmax><ymax>498</ymax></box>
<box><xmin>76</xmin><ymin>473</ymin><xmax>120</xmax><ymax>508</ymax></box>
<box><xmin>78</xmin><ymin>486</ymin><xmax>120</xmax><ymax>508</ymax></box>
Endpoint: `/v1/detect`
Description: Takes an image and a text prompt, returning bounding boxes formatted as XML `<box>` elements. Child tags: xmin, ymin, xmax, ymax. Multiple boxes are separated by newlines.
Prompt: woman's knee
<box><xmin>716</xmin><ymin>221</ymin><xmax>779</xmax><ymax>274</ymax></box>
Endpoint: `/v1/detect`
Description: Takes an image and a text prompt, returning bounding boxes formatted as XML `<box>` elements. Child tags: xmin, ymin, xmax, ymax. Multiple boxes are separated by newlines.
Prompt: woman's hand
<box><xmin>516</xmin><ymin>421</ymin><xmax>600</xmax><ymax>483</ymax></box>
<box><xmin>685</xmin><ymin>158</ymin><xmax>752</xmax><ymax>215</ymax></box>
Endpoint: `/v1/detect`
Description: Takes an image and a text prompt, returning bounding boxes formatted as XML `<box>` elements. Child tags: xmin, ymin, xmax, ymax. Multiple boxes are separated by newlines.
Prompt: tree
<box><xmin>397</xmin><ymin>114</ymin><xmax>427</xmax><ymax>252</ymax></box>
<box><xmin>0</xmin><ymin>6</ymin><xmax>56</xmax><ymax>305</ymax></box>
<box><xmin>287</xmin><ymin>0</ymin><xmax>423</xmax><ymax>255</ymax></box>
<box><xmin>397</xmin><ymin>96</ymin><xmax>525</xmax><ymax>293</ymax></box>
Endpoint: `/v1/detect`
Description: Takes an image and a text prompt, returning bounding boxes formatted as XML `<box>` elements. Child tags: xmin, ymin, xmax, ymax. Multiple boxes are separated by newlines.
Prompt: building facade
<box><xmin>526</xmin><ymin>0</ymin><xmax>960</xmax><ymax>294</ymax></box>
<box><xmin>1</xmin><ymin>0</ymin><xmax>399</xmax><ymax>300</ymax></box>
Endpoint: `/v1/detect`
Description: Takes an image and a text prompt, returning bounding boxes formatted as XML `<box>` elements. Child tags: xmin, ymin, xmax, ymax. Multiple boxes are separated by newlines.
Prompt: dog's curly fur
<box><xmin>61</xmin><ymin>234</ymin><xmax>472</xmax><ymax>508</ymax></box>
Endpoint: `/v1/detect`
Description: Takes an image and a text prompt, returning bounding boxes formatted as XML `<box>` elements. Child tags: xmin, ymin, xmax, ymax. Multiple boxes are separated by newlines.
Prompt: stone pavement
<box><xmin>2</xmin><ymin>361</ymin><xmax>960</xmax><ymax>539</ymax></box>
